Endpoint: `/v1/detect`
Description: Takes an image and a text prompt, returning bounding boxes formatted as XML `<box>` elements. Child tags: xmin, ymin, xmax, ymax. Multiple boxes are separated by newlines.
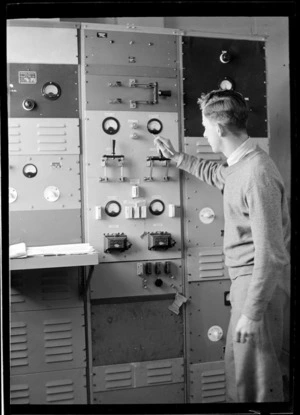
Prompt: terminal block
<box><xmin>148</xmin><ymin>232</ymin><xmax>176</xmax><ymax>251</ymax></box>
<box><xmin>104</xmin><ymin>233</ymin><xmax>132</xmax><ymax>253</ymax></box>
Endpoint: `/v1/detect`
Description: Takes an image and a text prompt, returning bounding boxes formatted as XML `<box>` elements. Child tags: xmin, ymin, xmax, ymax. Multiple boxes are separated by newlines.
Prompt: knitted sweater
<box><xmin>177</xmin><ymin>147</ymin><xmax>291</xmax><ymax>321</ymax></box>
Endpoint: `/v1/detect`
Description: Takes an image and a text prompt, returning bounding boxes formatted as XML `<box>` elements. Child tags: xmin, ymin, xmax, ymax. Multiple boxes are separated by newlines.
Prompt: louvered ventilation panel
<box><xmin>93</xmin><ymin>358</ymin><xmax>184</xmax><ymax>392</ymax></box>
<box><xmin>190</xmin><ymin>361</ymin><xmax>226</xmax><ymax>403</ymax></box>
<box><xmin>8</xmin><ymin>118</ymin><xmax>80</xmax><ymax>154</ymax></box>
<box><xmin>10</xmin><ymin>384</ymin><xmax>30</xmax><ymax>404</ymax></box>
<box><xmin>198</xmin><ymin>247</ymin><xmax>225</xmax><ymax>279</ymax></box>
<box><xmin>8</xmin><ymin>121</ymin><xmax>23</xmax><ymax>153</ymax></box>
<box><xmin>103</xmin><ymin>365</ymin><xmax>134</xmax><ymax>390</ymax></box>
<box><xmin>44</xmin><ymin>318</ymin><xmax>74</xmax><ymax>364</ymax></box>
<box><xmin>46</xmin><ymin>379</ymin><xmax>75</xmax><ymax>404</ymax></box>
<box><xmin>10</xmin><ymin>322</ymin><xmax>29</xmax><ymax>369</ymax></box>
<box><xmin>146</xmin><ymin>361</ymin><xmax>174</xmax><ymax>385</ymax></box>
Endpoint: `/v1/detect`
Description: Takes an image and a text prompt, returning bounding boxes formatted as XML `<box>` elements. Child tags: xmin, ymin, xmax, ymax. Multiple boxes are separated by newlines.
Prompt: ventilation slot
<box><xmin>44</xmin><ymin>319</ymin><xmax>74</xmax><ymax>363</ymax></box>
<box><xmin>46</xmin><ymin>379</ymin><xmax>75</xmax><ymax>403</ymax></box>
<box><xmin>199</xmin><ymin>248</ymin><xmax>225</xmax><ymax>279</ymax></box>
<box><xmin>146</xmin><ymin>361</ymin><xmax>173</xmax><ymax>385</ymax></box>
<box><xmin>37</xmin><ymin>124</ymin><xmax>68</xmax><ymax>152</ymax></box>
<box><xmin>201</xmin><ymin>368</ymin><xmax>226</xmax><ymax>403</ymax></box>
<box><xmin>104</xmin><ymin>366</ymin><xmax>133</xmax><ymax>390</ymax></box>
<box><xmin>10</xmin><ymin>322</ymin><xmax>29</xmax><ymax>367</ymax></box>
<box><xmin>10</xmin><ymin>384</ymin><xmax>30</xmax><ymax>404</ymax></box>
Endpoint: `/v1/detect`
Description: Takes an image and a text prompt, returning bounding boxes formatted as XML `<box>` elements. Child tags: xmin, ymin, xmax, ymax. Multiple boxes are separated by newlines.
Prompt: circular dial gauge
<box><xmin>41</xmin><ymin>82</ymin><xmax>61</xmax><ymax>100</ymax></box>
<box><xmin>105</xmin><ymin>200</ymin><xmax>122</xmax><ymax>217</ymax></box>
<box><xmin>149</xmin><ymin>199</ymin><xmax>165</xmax><ymax>216</ymax></box>
<box><xmin>219</xmin><ymin>77</ymin><xmax>234</xmax><ymax>91</ymax></box>
<box><xmin>102</xmin><ymin>117</ymin><xmax>120</xmax><ymax>135</ymax></box>
<box><xmin>9</xmin><ymin>187</ymin><xmax>18</xmax><ymax>204</ymax></box>
<box><xmin>147</xmin><ymin>118</ymin><xmax>163</xmax><ymax>135</ymax></box>
<box><xmin>208</xmin><ymin>325</ymin><xmax>223</xmax><ymax>342</ymax></box>
<box><xmin>23</xmin><ymin>163</ymin><xmax>38</xmax><ymax>178</ymax></box>
<box><xmin>44</xmin><ymin>186</ymin><xmax>60</xmax><ymax>202</ymax></box>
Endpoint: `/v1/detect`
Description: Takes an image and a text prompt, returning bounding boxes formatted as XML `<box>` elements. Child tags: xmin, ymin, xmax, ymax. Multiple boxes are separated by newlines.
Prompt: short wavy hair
<box><xmin>198</xmin><ymin>89</ymin><xmax>249</xmax><ymax>132</ymax></box>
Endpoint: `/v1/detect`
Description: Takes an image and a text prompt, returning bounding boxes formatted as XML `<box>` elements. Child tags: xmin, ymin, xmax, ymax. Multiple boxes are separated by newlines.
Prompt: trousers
<box><xmin>225</xmin><ymin>274</ymin><xmax>289</xmax><ymax>402</ymax></box>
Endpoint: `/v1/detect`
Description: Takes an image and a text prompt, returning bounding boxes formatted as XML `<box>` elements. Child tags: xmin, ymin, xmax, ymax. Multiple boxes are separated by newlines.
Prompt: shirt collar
<box><xmin>227</xmin><ymin>137</ymin><xmax>256</xmax><ymax>167</ymax></box>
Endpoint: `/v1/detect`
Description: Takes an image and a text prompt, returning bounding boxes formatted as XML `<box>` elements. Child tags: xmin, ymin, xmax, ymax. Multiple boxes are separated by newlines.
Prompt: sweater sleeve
<box><xmin>242</xmin><ymin>176</ymin><xmax>290</xmax><ymax>321</ymax></box>
<box><xmin>176</xmin><ymin>152</ymin><xmax>227</xmax><ymax>191</ymax></box>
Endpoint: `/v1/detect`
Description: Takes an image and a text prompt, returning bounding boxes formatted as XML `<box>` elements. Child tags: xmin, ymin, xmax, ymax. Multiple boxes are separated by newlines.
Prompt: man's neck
<box><xmin>222</xmin><ymin>133</ymin><xmax>249</xmax><ymax>158</ymax></box>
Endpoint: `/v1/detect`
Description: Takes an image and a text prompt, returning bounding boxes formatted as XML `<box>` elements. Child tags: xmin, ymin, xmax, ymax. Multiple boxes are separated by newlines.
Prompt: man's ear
<box><xmin>216</xmin><ymin>123</ymin><xmax>226</xmax><ymax>137</ymax></box>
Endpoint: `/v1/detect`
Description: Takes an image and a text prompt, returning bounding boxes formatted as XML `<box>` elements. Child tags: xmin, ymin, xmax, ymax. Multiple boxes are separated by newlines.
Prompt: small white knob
<box><xmin>199</xmin><ymin>207</ymin><xmax>215</xmax><ymax>224</ymax></box>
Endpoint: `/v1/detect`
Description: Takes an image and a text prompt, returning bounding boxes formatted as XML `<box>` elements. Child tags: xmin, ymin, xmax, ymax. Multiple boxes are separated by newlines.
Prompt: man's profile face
<box><xmin>202</xmin><ymin>114</ymin><xmax>222</xmax><ymax>153</ymax></box>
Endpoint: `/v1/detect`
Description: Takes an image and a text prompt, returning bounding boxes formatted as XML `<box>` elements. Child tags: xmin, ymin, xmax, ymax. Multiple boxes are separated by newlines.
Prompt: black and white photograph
<box><xmin>1</xmin><ymin>2</ymin><xmax>298</xmax><ymax>415</ymax></box>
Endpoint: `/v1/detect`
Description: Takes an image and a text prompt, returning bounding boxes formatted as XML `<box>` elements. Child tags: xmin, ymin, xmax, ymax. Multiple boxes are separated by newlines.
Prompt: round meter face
<box><xmin>23</xmin><ymin>163</ymin><xmax>38</xmax><ymax>178</ymax></box>
<box><xmin>219</xmin><ymin>77</ymin><xmax>234</xmax><ymax>91</ymax></box>
<box><xmin>105</xmin><ymin>200</ymin><xmax>122</xmax><ymax>217</ymax></box>
<box><xmin>102</xmin><ymin>117</ymin><xmax>120</xmax><ymax>135</ymax></box>
<box><xmin>42</xmin><ymin>82</ymin><xmax>61</xmax><ymax>100</ymax></box>
<box><xmin>149</xmin><ymin>199</ymin><xmax>165</xmax><ymax>216</ymax></box>
<box><xmin>147</xmin><ymin>118</ymin><xmax>163</xmax><ymax>135</ymax></box>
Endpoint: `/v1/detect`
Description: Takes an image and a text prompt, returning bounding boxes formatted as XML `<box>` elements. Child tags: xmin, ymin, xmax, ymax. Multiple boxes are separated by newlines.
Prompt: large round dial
<box><xmin>42</xmin><ymin>82</ymin><xmax>61</xmax><ymax>100</ymax></box>
<box><xmin>149</xmin><ymin>199</ymin><xmax>165</xmax><ymax>216</ymax></box>
<box><xmin>102</xmin><ymin>117</ymin><xmax>120</xmax><ymax>135</ymax></box>
<box><xmin>147</xmin><ymin>118</ymin><xmax>163</xmax><ymax>135</ymax></box>
<box><xmin>23</xmin><ymin>163</ymin><xmax>38</xmax><ymax>178</ymax></box>
<box><xmin>44</xmin><ymin>186</ymin><xmax>60</xmax><ymax>202</ymax></box>
<box><xmin>9</xmin><ymin>187</ymin><xmax>18</xmax><ymax>204</ymax></box>
<box><xmin>105</xmin><ymin>200</ymin><xmax>122</xmax><ymax>217</ymax></box>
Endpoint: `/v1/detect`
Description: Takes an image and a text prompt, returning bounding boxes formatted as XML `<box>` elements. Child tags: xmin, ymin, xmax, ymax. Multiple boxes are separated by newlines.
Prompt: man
<box><xmin>154</xmin><ymin>89</ymin><xmax>290</xmax><ymax>402</ymax></box>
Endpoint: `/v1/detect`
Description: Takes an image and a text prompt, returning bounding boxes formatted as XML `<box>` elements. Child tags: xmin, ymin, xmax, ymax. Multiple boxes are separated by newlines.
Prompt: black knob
<box><xmin>22</xmin><ymin>99</ymin><xmax>35</xmax><ymax>111</ymax></box>
<box><xmin>158</xmin><ymin>90</ymin><xmax>172</xmax><ymax>97</ymax></box>
<box><xmin>155</xmin><ymin>278</ymin><xmax>163</xmax><ymax>287</ymax></box>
